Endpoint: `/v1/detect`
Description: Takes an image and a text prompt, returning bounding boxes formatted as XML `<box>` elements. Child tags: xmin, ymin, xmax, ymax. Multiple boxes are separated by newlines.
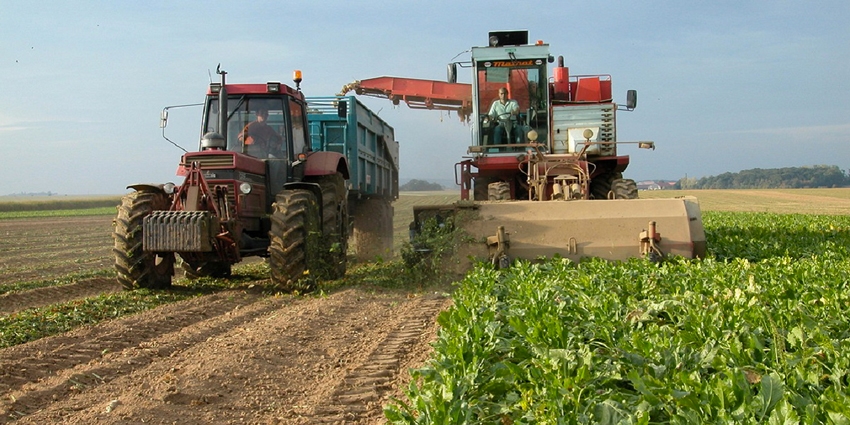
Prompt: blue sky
<box><xmin>1</xmin><ymin>1</ymin><xmax>848</xmax><ymax>195</ymax></box>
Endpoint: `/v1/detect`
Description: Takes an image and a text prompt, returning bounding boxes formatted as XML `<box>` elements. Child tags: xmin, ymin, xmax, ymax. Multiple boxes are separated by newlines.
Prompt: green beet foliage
<box><xmin>386</xmin><ymin>211</ymin><xmax>850</xmax><ymax>424</ymax></box>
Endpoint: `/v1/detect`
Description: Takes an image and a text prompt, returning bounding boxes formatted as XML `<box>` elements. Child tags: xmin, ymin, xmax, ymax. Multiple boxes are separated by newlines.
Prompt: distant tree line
<box><xmin>677</xmin><ymin>165</ymin><xmax>850</xmax><ymax>189</ymax></box>
<box><xmin>400</xmin><ymin>179</ymin><xmax>443</xmax><ymax>191</ymax></box>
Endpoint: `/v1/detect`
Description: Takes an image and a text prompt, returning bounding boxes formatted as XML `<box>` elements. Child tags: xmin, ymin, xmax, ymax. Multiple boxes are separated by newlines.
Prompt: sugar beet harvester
<box><xmin>341</xmin><ymin>30</ymin><xmax>705</xmax><ymax>266</ymax></box>
<box><xmin>113</xmin><ymin>68</ymin><xmax>398</xmax><ymax>291</ymax></box>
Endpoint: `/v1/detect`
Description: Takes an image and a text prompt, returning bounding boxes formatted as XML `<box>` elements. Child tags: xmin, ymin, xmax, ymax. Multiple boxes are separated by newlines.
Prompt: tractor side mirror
<box><xmin>337</xmin><ymin>99</ymin><xmax>348</xmax><ymax>118</ymax></box>
<box><xmin>447</xmin><ymin>63</ymin><xmax>458</xmax><ymax>84</ymax></box>
<box><xmin>160</xmin><ymin>109</ymin><xmax>169</xmax><ymax>129</ymax></box>
<box><xmin>626</xmin><ymin>90</ymin><xmax>638</xmax><ymax>110</ymax></box>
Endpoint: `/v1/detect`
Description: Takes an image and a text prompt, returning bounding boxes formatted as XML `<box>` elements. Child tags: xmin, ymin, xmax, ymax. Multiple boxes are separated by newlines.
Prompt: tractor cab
<box><xmin>470</xmin><ymin>31</ymin><xmax>551</xmax><ymax>155</ymax></box>
<box><xmin>202</xmin><ymin>85</ymin><xmax>309</xmax><ymax>161</ymax></box>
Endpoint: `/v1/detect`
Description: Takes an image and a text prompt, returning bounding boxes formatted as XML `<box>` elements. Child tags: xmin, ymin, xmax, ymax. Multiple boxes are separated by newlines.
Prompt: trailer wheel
<box><xmin>611</xmin><ymin>178</ymin><xmax>639</xmax><ymax>199</ymax></box>
<box><xmin>351</xmin><ymin>198</ymin><xmax>394</xmax><ymax>261</ymax></box>
<box><xmin>590</xmin><ymin>171</ymin><xmax>623</xmax><ymax>200</ymax></box>
<box><xmin>268</xmin><ymin>190</ymin><xmax>321</xmax><ymax>292</ymax></box>
<box><xmin>318</xmin><ymin>173</ymin><xmax>348</xmax><ymax>279</ymax></box>
<box><xmin>488</xmin><ymin>181</ymin><xmax>511</xmax><ymax>201</ymax></box>
<box><xmin>113</xmin><ymin>191</ymin><xmax>174</xmax><ymax>290</ymax></box>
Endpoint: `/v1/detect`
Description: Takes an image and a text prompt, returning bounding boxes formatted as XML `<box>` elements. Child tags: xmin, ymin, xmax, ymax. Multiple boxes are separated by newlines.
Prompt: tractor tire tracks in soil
<box><xmin>0</xmin><ymin>283</ymin><xmax>451</xmax><ymax>424</ymax></box>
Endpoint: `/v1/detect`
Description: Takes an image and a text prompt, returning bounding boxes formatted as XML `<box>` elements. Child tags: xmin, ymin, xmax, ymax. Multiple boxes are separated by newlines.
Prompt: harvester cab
<box><xmin>466</xmin><ymin>30</ymin><xmax>552</xmax><ymax>155</ymax></box>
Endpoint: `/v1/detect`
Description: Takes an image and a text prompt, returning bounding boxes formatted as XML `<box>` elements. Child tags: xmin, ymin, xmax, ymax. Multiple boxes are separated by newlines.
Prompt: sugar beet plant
<box><xmin>386</xmin><ymin>211</ymin><xmax>850</xmax><ymax>424</ymax></box>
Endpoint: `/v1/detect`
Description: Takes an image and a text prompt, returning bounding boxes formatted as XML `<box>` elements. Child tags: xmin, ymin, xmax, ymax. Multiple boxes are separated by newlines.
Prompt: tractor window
<box><xmin>289</xmin><ymin>98</ymin><xmax>308</xmax><ymax>156</ymax></box>
<box><xmin>203</xmin><ymin>96</ymin><xmax>289</xmax><ymax>159</ymax></box>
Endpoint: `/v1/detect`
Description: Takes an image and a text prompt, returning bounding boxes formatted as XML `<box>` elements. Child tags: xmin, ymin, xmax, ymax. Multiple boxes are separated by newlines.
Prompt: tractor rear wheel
<box><xmin>113</xmin><ymin>190</ymin><xmax>174</xmax><ymax>290</ymax></box>
<box><xmin>351</xmin><ymin>198</ymin><xmax>394</xmax><ymax>261</ymax></box>
<box><xmin>268</xmin><ymin>190</ymin><xmax>321</xmax><ymax>292</ymax></box>
<box><xmin>488</xmin><ymin>181</ymin><xmax>511</xmax><ymax>201</ymax></box>
<box><xmin>318</xmin><ymin>173</ymin><xmax>348</xmax><ymax>279</ymax></box>
<box><xmin>590</xmin><ymin>171</ymin><xmax>623</xmax><ymax>200</ymax></box>
<box><xmin>611</xmin><ymin>178</ymin><xmax>639</xmax><ymax>199</ymax></box>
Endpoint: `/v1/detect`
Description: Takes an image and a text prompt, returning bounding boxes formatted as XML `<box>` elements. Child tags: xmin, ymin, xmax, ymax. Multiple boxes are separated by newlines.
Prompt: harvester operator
<box><xmin>487</xmin><ymin>88</ymin><xmax>520</xmax><ymax>144</ymax></box>
<box><xmin>238</xmin><ymin>108</ymin><xmax>283</xmax><ymax>158</ymax></box>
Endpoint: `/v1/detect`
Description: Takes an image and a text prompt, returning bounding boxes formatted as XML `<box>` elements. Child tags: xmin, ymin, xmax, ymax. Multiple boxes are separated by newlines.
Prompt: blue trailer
<box><xmin>307</xmin><ymin>96</ymin><xmax>399</xmax><ymax>259</ymax></box>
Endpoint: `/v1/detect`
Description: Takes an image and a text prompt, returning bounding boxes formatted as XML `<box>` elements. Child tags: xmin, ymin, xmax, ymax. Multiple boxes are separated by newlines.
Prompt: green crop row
<box><xmin>0</xmin><ymin>207</ymin><xmax>117</xmax><ymax>219</ymax></box>
<box><xmin>386</xmin><ymin>211</ymin><xmax>850</xmax><ymax>424</ymax></box>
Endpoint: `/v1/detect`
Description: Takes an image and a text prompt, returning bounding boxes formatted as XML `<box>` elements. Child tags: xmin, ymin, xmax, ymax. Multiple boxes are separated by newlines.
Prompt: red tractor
<box><xmin>113</xmin><ymin>68</ymin><xmax>349</xmax><ymax>291</ymax></box>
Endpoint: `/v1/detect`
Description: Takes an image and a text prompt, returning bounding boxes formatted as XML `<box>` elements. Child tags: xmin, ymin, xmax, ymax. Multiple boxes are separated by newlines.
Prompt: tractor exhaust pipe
<box><xmin>216</xmin><ymin>66</ymin><xmax>228</xmax><ymax>143</ymax></box>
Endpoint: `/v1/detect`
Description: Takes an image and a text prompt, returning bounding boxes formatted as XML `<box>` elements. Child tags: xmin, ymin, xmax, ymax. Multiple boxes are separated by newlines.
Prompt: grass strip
<box><xmin>0</xmin><ymin>207</ymin><xmax>117</xmax><ymax>220</ymax></box>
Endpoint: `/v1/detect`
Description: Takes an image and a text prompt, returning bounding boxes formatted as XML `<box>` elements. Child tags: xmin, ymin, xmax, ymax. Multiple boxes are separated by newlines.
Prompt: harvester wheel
<box><xmin>318</xmin><ymin>173</ymin><xmax>348</xmax><ymax>279</ymax></box>
<box><xmin>268</xmin><ymin>190</ymin><xmax>321</xmax><ymax>292</ymax></box>
<box><xmin>113</xmin><ymin>190</ymin><xmax>174</xmax><ymax>290</ymax></box>
<box><xmin>611</xmin><ymin>178</ymin><xmax>639</xmax><ymax>199</ymax></box>
<box><xmin>351</xmin><ymin>198</ymin><xmax>394</xmax><ymax>261</ymax></box>
<box><xmin>589</xmin><ymin>171</ymin><xmax>623</xmax><ymax>200</ymax></box>
<box><xmin>488</xmin><ymin>181</ymin><xmax>511</xmax><ymax>201</ymax></box>
<box><xmin>181</xmin><ymin>259</ymin><xmax>232</xmax><ymax>279</ymax></box>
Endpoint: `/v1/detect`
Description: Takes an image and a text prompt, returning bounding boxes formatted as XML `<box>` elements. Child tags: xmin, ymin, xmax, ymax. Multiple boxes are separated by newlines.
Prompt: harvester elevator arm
<box><xmin>338</xmin><ymin>77</ymin><xmax>473</xmax><ymax>121</ymax></box>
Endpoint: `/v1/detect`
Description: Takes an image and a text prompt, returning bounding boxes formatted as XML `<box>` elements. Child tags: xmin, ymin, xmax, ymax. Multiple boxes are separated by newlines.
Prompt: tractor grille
<box><xmin>143</xmin><ymin>211</ymin><xmax>218</xmax><ymax>252</ymax></box>
<box><xmin>209</xmin><ymin>183</ymin><xmax>237</xmax><ymax>212</ymax></box>
<box><xmin>185</xmin><ymin>154</ymin><xmax>235</xmax><ymax>169</ymax></box>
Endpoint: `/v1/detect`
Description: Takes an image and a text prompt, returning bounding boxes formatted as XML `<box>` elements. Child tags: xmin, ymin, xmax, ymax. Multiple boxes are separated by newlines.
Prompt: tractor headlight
<box><xmin>162</xmin><ymin>182</ymin><xmax>176</xmax><ymax>194</ymax></box>
<box><xmin>239</xmin><ymin>183</ymin><xmax>252</xmax><ymax>195</ymax></box>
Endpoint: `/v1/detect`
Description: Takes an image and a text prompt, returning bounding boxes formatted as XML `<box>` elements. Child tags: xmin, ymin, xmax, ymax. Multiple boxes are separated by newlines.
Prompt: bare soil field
<box><xmin>0</xmin><ymin>188</ymin><xmax>847</xmax><ymax>423</ymax></box>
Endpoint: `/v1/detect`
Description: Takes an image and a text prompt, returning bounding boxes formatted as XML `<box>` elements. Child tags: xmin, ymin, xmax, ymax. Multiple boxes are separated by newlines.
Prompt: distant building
<box><xmin>636</xmin><ymin>180</ymin><xmax>677</xmax><ymax>190</ymax></box>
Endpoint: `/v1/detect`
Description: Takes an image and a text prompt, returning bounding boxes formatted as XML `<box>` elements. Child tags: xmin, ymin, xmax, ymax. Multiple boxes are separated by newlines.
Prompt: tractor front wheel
<box><xmin>113</xmin><ymin>191</ymin><xmax>174</xmax><ymax>290</ymax></box>
<box><xmin>268</xmin><ymin>190</ymin><xmax>321</xmax><ymax>292</ymax></box>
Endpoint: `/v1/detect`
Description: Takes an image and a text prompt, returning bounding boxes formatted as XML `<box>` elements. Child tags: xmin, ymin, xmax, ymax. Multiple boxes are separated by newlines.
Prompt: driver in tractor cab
<box><xmin>238</xmin><ymin>107</ymin><xmax>283</xmax><ymax>158</ymax></box>
<box><xmin>487</xmin><ymin>87</ymin><xmax>520</xmax><ymax>144</ymax></box>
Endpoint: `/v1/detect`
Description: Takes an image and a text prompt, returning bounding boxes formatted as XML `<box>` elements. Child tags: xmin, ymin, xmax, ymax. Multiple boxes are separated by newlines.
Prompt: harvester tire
<box><xmin>181</xmin><ymin>259</ymin><xmax>232</xmax><ymax>279</ymax></box>
<box><xmin>113</xmin><ymin>191</ymin><xmax>174</xmax><ymax>290</ymax></box>
<box><xmin>351</xmin><ymin>198</ymin><xmax>394</xmax><ymax>261</ymax></box>
<box><xmin>269</xmin><ymin>190</ymin><xmax>321</xmax><ymax>292</ymax></box>
<box><xmin>590</xmin><ymin>171</ymin><xmax>623</xmax><ymax>200</ymax></box>
<box><xmin>488</xmin><ymin>181</ymin><xmax>511</xmax><ymax>201</ymax></box>
<box><xmin>318</xmin><ymin>173</ymin><xmax>348</xmax><ymax>279</ymax></box>
<box><xmin>611</xmin><ymin>178</ymin><xmax>639</xmax><ymax>199</ymax></box>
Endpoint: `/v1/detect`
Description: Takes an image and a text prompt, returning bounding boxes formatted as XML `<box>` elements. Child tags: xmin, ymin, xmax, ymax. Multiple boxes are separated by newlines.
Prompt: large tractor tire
<box><xmin>113</xmin><ymin>191</ymin><xmax>174</xmax><ymax>290</ymax></box>
<box><xmin>318</xmin><ymin>173</ymin><xmax>348</xmax><ymax>279</ymax></box>
<box><xmin>488</xmin><ymin>181</ymin><xmax>511</xmax><ymax>201</ymax></box>
<box><xmin>268</xmin><ymin>190</ymin><xmax>321</xmax><ymax>292</ymax></box>
<box><xmin>611</xmin><ymin>178</ymin><xmax>639</xmax><ymax>199</ymax></box>
<box><xmin>589</xmin><ymin>171</ymin><xmax>623</xmax><ymax>200</ymax></box>
<box><xmin>351</xmin><ymin>198</ymin><xmax>394</xmax><ymax>261</ymax></box>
